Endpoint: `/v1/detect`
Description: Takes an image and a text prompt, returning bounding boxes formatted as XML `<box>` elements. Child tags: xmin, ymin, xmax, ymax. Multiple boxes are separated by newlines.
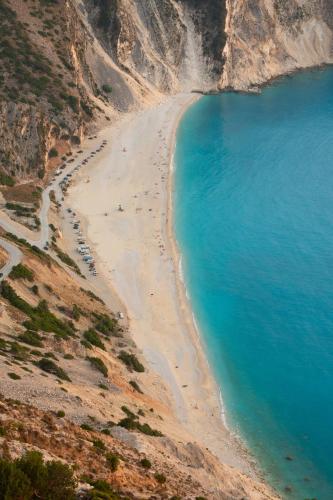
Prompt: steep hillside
<box><xmin>1</xmin><ymin>0</ymin><xmax>333</xmax><ymax>185</ymax></box>
<box><xmin>221</xmin><ymin>0</ymin><xmax>333</xmax><ymax>90</ymax></box>
<box><xmin>82</xmin><ymin>0</ymin><xmax>226</xmax><ymax>92</ymax></box>
<box><xmin>0</xmin><ymin>0</ymin><xmax>224</xmax><ymax>186</ymax></box>
<box><xmin>0</xmin><ymin>0</ymin><xmax>99</xmax><ymax>181</ymax></box>
<box><xmin>0</xmin><ymin>233</ymin><xmax>277</xmax><ymax>499</ymax></box>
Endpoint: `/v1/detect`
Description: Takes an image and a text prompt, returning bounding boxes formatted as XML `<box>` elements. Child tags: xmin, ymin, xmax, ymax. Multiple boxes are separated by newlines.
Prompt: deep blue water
<box><xmin>174</xmin><ymin>68</ymin><xmax>333</xmax><ymax>499</ymax></box>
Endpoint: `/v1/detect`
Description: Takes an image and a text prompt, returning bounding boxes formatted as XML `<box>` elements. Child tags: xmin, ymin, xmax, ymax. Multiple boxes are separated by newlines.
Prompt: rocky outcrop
<box><xmin>80</xmin><ymin>0</ymin><xmax>223</xmax><ymax>93</ymax></box>
<box><xmin>221</xmin><ymin>0</ymin><xmax>333</xmax><ymax>90</ymax></box>
<box><xmin>0</xmin><ymin>0</ymin><xmax>100</xmax><ymax>181</ymax></box>
<box><xmin>2</xmin><ymin>0</ymin><xmax>333</xmax><ymax>182</ymax></box>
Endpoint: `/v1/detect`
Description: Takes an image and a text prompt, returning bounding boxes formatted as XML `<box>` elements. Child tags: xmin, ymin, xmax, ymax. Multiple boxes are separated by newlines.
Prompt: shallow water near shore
<box><xmin>174</xmin><ymin>67</ymin><xmax>333</xmax><ymax>499</ymax></box>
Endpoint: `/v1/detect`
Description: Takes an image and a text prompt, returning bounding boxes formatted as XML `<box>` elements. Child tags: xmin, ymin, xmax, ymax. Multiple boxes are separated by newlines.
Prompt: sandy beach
<box><xmin>66</xmin><ymin>93</ymin><xmax>254</xmax><ymax>474</ymax></box>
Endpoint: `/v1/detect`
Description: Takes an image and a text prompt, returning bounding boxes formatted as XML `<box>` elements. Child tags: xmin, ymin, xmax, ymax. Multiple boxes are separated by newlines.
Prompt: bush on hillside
<box><xmin>154</xmin><ymin>472</ymin><xmax>166</xmax><ymax>484</ymax></box>
<box><xmin>87</xmin><ymin>356</ymin><xmax>108</xmax><ymax>377</ymax></box>
<box><xmin>88</xmin><ymin>479</ymin><xmax>120</xmax><ymax>500</ymax></box>
<box><xmin>118</xmin><ymin>351</ymin><xmax>144</xmax><ymax>373</ymax></box>
<box><xmin>1</xmin><ymin>283</ymin><xmax>74</xmax><ymax>339</ymax></box>
<box><xmin>93</xmin><ymin>313</ymin><xmax>119</xmax><ymax>337</ymax></box>
<box><xmin>9</xmin><ymin>263</ymin><xmax>34</xmax><ymax>282</ymax></box>
<box><xmin>37</xmin><ymin>357</ymin><xmax>71</xmax><ymax>381</ymax></box>
<box><xmin>105</xmin><ymin>453</ymin><xmax>119</xmax><ymax>472</ymax></box>
<box><xmin>83</xmin><ymin>329</ymin><xmax>105</xmax><ymax>351</ymax></box>
<box><xmin>0</xmin><ymin>171</ymin><xmax>15</xmax><ymax>186</ymax></box>
<box><xmin>0</xmin><ymin>451</ymin><xmax>76</xmax><ymax>500</ymax></box>
<box><xmin>140</xmin><ymin>458</ymin><xmax>151</xmax><ymax>469</ymax></box>
<box><xmin>102</xmin><ymin>84</ymin><xmax>112</xmax><ymax>93</ymax></box>
<box><xmin>48</xmin><ymin>148</ymin><xmax>58</xmax><ymax>158</ymax></box>
<box><xmin>18</xmin><ymin>330</ymin><xmax>44</xmax><ymax>348</ymax></box>
<box><xmin>129</xmin><ymin>380</ymin><xmax>143</xmax><ymax>394</ymax></box>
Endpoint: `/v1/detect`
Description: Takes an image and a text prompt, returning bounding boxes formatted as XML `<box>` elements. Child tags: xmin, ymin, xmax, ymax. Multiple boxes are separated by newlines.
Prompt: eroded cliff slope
<box><xmin>221</xmin><ymin>0</ymin><xmax>333</xmax><ymax>90</ymax></box>
<box><xmin>0</xmin><ymin>0</ymin><xmax>225</xmax><ymax>184</ymax></box>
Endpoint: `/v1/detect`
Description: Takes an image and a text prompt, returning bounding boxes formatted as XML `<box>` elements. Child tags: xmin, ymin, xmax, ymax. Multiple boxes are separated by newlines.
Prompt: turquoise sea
<box><xmin>174</xmin><ymin>68</ymin><xmax>333</xmax><ymax>499</ymax></box>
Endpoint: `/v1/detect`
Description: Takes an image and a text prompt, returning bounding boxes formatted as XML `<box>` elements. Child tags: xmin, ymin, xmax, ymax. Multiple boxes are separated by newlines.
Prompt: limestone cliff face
<box><xmin>80</xmin><ymin>0</ymin><xmax>226</xmax><ymax>93</ymax></box>
<box><xmin>2</xmin><ymin>0</ymin><xmax>333</xmax><ymax>182</ymax></box>
<box><xmin>221</xmin><ymin>0</ymin><xmax>333</xmax><ymax>90</ymax></box>
<box><xmin>0</xmin><ymin>0</ymin><xmax>226</xmax><ymax>182</ymax></box>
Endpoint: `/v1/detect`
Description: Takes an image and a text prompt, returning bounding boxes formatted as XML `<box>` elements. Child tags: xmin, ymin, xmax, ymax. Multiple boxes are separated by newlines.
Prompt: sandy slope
<box><xmin>67</xmin><ymin>93</ymin><xmax>255</xmax><ymax>474</ymax></box>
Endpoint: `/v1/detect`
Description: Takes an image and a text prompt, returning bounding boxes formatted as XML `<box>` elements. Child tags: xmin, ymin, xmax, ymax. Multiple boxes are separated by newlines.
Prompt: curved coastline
<box><xmin>167</xmin><ymin>97</ymin><xmax>230</xmax><ymax>430</ymax></box>
<box><xmin>167</xmin><ymin>96</ymin><xmax>260</xmax><ymax>466</ymax></box>
<box><xmin>65</xmin><ymin>93</ymin><xmax>266</xmax><ymax>481</ymax></box>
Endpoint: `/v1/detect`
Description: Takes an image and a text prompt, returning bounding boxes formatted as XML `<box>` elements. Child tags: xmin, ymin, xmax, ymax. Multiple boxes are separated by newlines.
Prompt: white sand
<box><xmin>67</xmin><ymin>93</ymin><xmax>255</xmax><ymax>472</ymax></box>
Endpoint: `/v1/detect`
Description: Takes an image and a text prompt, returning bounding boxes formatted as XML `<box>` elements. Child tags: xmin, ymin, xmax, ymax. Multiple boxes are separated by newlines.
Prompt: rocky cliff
<box><xmin>0</xmin><ymin>0</ymin><xmax>226</xmax><ymax>184</ymax></box>
<box><xmin>221</xmin><ymin>0</ymin><xmax>333</xmax><ymax>90</ymax></box>
<box><xmin>1</xmin><ymin>0</ymin><xmax>333</xmax><ymax>184</ymax></box>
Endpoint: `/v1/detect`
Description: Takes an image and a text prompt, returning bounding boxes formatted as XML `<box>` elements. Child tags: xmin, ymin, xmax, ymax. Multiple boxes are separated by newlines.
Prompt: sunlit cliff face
<box><xmin>221</xmin><ymin>0</ymin><xmax>333</xmax><ymax>90</ymax></box>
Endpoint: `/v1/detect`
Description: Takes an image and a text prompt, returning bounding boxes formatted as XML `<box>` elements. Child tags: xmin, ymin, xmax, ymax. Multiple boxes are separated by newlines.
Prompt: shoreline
<box><xmin>65</xmin><ymin>93</ymin><xmax>259</xmax><ymax>477</ymax></box>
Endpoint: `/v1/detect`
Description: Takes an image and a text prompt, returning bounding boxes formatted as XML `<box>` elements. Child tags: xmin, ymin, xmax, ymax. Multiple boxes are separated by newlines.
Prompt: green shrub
<box><xmin>0</xmin><ymin>459</ymin><xmax>32</xmax><ymax>499</ymax></box>
<box><xmin>93</xmin><ymin>313</ymin><xmax>118</xmax><ymax>336</ymax></box>
<box><xmin>6</xmin><ymin>203</ymin><xmax>36</xmax><ymax>217</ymax></box>
<box><xmin>18</xmin><ymin>330</ymin><xmax>43</xmax><ymax>348</ymax></box>
<box><xmin>89</xmin><ymin>479</ymin><xmax>119</xmax><ymax>500</ymax></box>
<box><xmin>118</xmin><ymin>351</ymin><xmax>144</xmax><ymax>373</ymax></box>
<box><xmin>92</xmin><ymin>439</ymin><xmax>106</xmax><ymax>453</ymax></box>
<box><xmin>1</xmin><ymin>283</ymin><xmax>74</xmax><ymax>339</ymax></box>
<box><xmin>48</xmin><ymin>147</ymin><xmax>58</xmax><ymax>158</ymax></box>
<box><xmin>0</xmin><ymin>171</ymin><xmax>15</xmax><ymax>186</ymax></box>
<box><xmin>81</xmin><ymin>339</ymin><xmax>92</xmax><ymax>349</ymax></box>
<box><xmin>136</xmin><ymin>422</ymin><xmax>163</xmax><ymax>437</ymax></box>
<box><xmin>9</xmin><ymin>342</ymin><xmax>29</xmax><ymax>361</ymax></box>
<box><xmin>80</xmin><ymin>423</ymin><xmax>93</xmax><ymax>431</ymax></box>
<box><xmin>44</xmin><ymin>352</ymin><xmax>58</xmax><ymax>360</ymax></box>
<box><xmin>1</xmin><ymin>281</ymin><xmax>34</xmax><ymax>316</ymax></box>
<box><xmin>102</xmin><ymin>84</ymin><xmax>112</xmax><ymax>93</ymax></box>
<box><xmin>140</xmin><ymin>458</ymin><xmax>151</xmax><ymax>469</ymax></box>
<box><xmin>9</xmin><ymin>264</ymin><xmax>34</xmax><ymax>282</ymax></box>
<box><xmin>8</xmin><ymin>372</ymin><xmax>21</xmax><ymax>380</ymax></box>
<box><xmin>105</xmin><ymin>453</ymin><xmax>119</xmax><ymax>472</ymax></box>
<box><xmin>31</xmin><ymin>285</ymin><xmax>39</xmax><ymax>295</ymax></box>
<box><xmin>83</xmin><ymin>329</ymin><xmax>105</xmax><ymax>351</ymax></box>
<box><xmin>25</xmin><ymin>300</ymin><xmax>74</xmax><ymax>339</ymax></box>
<box><xmin>56</xmin><ymin>410</ymin><xmax>65</xmax><ymax>418</ymax></box>
<box><xmin>63</xmin><ymin>353</ymin><xmax>74</xmax><ymax>360</ymax></box>
<box><xmin>121</xmin><ymin>406</ymin><xmax>137</xmax><ymax>420</ymax></box>
<box><xmin>129</xmin><ymin>380</ymin><xmax>143</xmax><ymax>393</ymax></box>
<box><xmin>98</xmin><ymin>383</ymin><xmax>108</xmax><ymax>390</ymax></box>
<box><xmin>118</xmin><ymin>415</ymin><xmax>163</xmax><ymax>437</ymax></box>
<box><xmin>154</xmin><ymin>473</ymin><xmax>166</xmax><ymax>484</ymax></box>
<box><xmin>37</xmin><ymin>358</ymin><xmax>71</xmax><ymax>381</ymax></box>
<box><xmin>72</xmin><ymin>304</ymin><xmax>80</xmax><ymax>321</ymax></box>
<box><xmin>16</xmin><ymin>451</ymin><xmax>76</xmax><ymax>500</ymax></box>
<box><xmin>117</xmin><ymin>417</ymin><xmax>136</xmax><ymax>431</ymax></box>
<box><xmin>87</xmin><ymin>356</ymin><xmax>108</xmax><ymax>377</ymax></box>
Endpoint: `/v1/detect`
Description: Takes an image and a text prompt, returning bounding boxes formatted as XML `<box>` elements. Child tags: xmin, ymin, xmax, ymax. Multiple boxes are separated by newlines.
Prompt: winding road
<box><xmin>0</xmin><ymin>135</ymin><xmax>105</xmax><ymax>281</ymax></box>
<box><xmin>0</xmin><ymin>237</ymin><xmax>22</xmax><ymax>280</ymax></box>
